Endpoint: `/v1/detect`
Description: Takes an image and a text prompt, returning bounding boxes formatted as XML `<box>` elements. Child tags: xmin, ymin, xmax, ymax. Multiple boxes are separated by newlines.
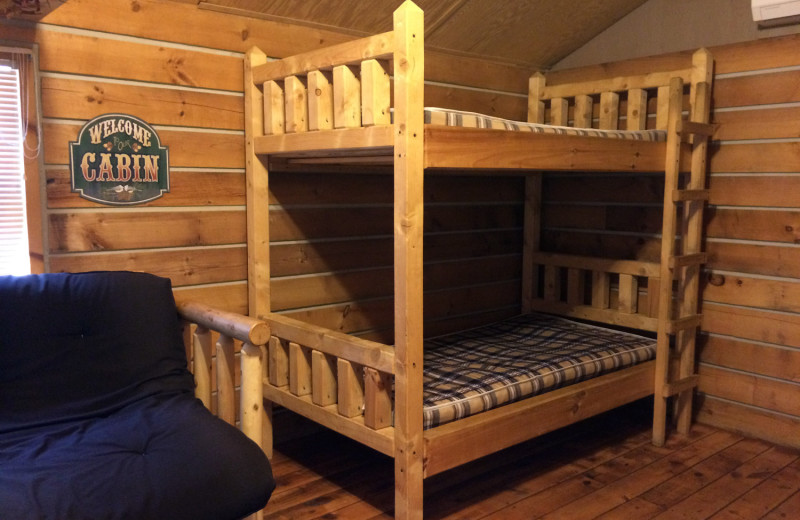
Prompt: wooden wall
<box><xmin>0</xmin><ymin>0</ymin><xmax>529</xmax><ymax>323</ymax></box>
<box><xmin>3</xmin><ymin>0</ymin><xmax>798</xmax><ymax>448</ymax></box>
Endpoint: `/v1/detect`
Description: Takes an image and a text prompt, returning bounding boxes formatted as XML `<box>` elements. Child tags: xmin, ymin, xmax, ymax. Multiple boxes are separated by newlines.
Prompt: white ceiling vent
<box><xmin>752</xmin><ymin>0</ymin><xmax>800</xmax><ymax>26</ymax></box>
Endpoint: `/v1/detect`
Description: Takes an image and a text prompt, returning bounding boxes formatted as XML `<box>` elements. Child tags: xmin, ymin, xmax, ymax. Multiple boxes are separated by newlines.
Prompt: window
<box><xmin>0</xmin><ymin>49</ymin><xmax>34</xmax><ymax>275</ymax></box>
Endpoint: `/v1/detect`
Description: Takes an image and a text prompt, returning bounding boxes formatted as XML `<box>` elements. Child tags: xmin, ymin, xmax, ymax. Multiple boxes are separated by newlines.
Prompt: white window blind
<box><xmin>0</xmin><ymin>60</ymin><xmax>30</xmax><ymax>275</ymax></box>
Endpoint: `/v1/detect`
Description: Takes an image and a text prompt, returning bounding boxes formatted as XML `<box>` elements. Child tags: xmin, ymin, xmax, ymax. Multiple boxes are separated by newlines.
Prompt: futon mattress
<box><xmin>424</xmin><ymin>107</ymin><xmax>667</xmax><ymax>141</ymax></box>
<box><xmin>423</xmin><ymin>313</ymin><xmax>656</xmax><ymax>429</ymax></box>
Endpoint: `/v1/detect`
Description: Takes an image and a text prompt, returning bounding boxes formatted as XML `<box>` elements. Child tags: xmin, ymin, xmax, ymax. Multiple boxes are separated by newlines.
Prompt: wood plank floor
<box><xmin>262</xmin><ymin>400</ymin><xmax>800</xmax><ymax>519</ymax></box>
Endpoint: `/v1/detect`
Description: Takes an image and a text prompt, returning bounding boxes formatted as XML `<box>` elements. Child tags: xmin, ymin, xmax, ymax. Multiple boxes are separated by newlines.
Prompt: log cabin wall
<box><xmin>3</xmin><ymin>0</ymin><xmax>798</xmax><ymax>448</ymax></box>
<box><xmin>0</xmin><ymin>0</ymin><xmax>529</xmax><ymax>323</ymax></box>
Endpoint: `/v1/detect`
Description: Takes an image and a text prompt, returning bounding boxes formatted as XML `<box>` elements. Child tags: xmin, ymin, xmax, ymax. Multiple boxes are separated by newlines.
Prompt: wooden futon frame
<box><xmin>238</xmin><ymin>1</ymin><xmax>714</xmax><ymax>517</ymax></box>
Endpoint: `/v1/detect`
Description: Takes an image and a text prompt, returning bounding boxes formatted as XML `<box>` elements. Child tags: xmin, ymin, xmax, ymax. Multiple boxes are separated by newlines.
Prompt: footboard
<box><xmin>524</xmin><ymin>252</ymin><xmax>663</xmax><ymax>332</ymax></box>
<box><xmin>262</xmin><ymin>314</ymin><xmax>397</xmax><ymax>456</ymax></box>
<box><xmin>247</xmin><ymin>32</ymin><xmax>396</xmax><ymax>161</ymax></box>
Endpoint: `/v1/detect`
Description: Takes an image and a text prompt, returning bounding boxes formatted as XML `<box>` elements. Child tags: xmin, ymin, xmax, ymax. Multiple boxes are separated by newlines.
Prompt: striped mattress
<box><xmin>422</xmin><ymin>312</ymin><xmax>656</xmax><ymax>429</ymax></box>
<box><xmin>424</xmin><ymin>107</ymin><xmax>666</xmax><ymax>141</ymax></box>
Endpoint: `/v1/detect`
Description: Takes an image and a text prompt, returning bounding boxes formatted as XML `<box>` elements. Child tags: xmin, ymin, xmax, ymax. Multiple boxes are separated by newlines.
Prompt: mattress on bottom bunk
<box><xmin>423</xmin><ymin>312</ymin><xmax>656</xmax><ymax>430</ymax></box>
<box><xmin>424</xmin><ymin>107</ymin><xmax>667</xmax><ymax>142</ymax></box>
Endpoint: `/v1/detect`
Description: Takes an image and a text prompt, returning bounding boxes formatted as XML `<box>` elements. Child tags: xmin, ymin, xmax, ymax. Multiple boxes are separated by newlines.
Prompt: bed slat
<box><xmin>626</xmin><ymin>88</ymin><xmax>648</xmax><ymax>131</ymax></box>
<box><xmin>334</xmin><ymin>64</ymin><xmax>362</xmax><ymax>129</ymax></box>
<box><xmin>365</xmin><ymin>367</ymin><xmax>393</xmax><ymax>430</ymax></box>
<box><xmin>599</xmin><ymin>91</ymin><xmax>620</xmax><ymax>130</ymax></box>
<box><xmin>312</xmin><ymin>350</ymin><xmax>338</xmax><ymax>406</ymax></box>
<box><xmin>289</xmin><ymin>341</ymin><xmax>311</xmax><ymax>396</ymax></box>
<box><xmin>284</xmin><ymin>75</ymin><xmax>308</xmax><ymax>133</ymax></box>
<box><xmin>361</xmin><ymin>59</ymin><xmax>391</xmax><ymax>126</ymax></box>
<box><xmin>308</xmin><ymin>70</ymin><xmax>333</xmax><ymax>131</ymax></box>
<box><xmin>337</xmin><ymin>359</ymin><xmax>365</xmax><ymax>418</ymax></box>
<box><xmin>263</xmin><ymin>80</ymin><xmax>285</xmax><ymax>135</ymax></box>
<box><xmin>574</xmin><ymin>94</ymin><xmax>593</xmax><ymax>128</ymax></box>
<box><xmin>268</xmin><ymin>336</ymin><xmax>290</xmax><ymax>387</ymax></box>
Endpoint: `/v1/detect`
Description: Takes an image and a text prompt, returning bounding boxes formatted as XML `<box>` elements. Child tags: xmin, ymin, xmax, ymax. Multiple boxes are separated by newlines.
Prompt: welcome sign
<box><xmin>69</xmin><ymin>114</ymin><xmax>170</xmax><ymax>205</ymax></box>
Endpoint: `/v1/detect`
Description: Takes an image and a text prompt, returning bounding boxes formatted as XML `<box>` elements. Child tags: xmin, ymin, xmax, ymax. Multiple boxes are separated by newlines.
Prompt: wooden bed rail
<box><xmin>249</xmin><ymin>32</ymin><xmax>394</xmax><ymax>136</ymax></box>
<box><xmin>529</xmin><ymin>48</ymin><xmax>711</xmax><ymax>132</ymax></box>
<box><xmin>261</xmin><ymin>313</ymin><xmax>396</xmax><ymax>453</ymax></box>
<box><xmin>525</xmin><ymin>252</ymin><xmax>662</xmax><ymax>332</ymax></box>
<box><xmin>176</xmin><ymin>300</ymin><xmax>269</xmax><ymax>452</ymax></box>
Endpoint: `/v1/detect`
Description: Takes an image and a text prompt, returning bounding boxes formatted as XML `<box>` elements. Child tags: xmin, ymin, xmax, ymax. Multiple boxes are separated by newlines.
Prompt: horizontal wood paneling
<box><xmin>714</xmin><ymin>70</ymin><xmax>800</xmax><ymax>109</ymax></box>
<box><xmin>703</xmin><ymin>271</ymin><xmax>800</xmax><ymax>314</ymax></box>
<box><xmin>49</xmin><ymin>245</ymin><xmax>247</xmax><ymax>286</ymax></box>
<box><xmin>701</xmin><ymin>302</ymin><xmax>800</xmax><ymax>350</ymax></box>
<box><xmin>697</xmin><ymin>364</ymin><xmax>800</xmax><ymax>417</ymax></box>
<box><xmin>41</xmin><ymin>76</ymin><xmax>245</xmax><ymax>130</ymax></box>
<box><xmin>710</xmin><ymin>142</ymin><xmax>800</xmax><ymax>173</ymax></box>
<box><xmin>696</xmin><ymin>396</ymin><xmax>800</xmax><ymax>450</ymax></box>
<box><xmin>49</xmin><ymin>210</ymin><xmax>245</xmax><ymax>252</ymax></box>
<box><xmin>699</xmin><ymin>334</ymin><xmax>800</xmax><ymax>383</ymax></box>
<box><xmin>46</xmin><ymin>169</ymin><xmax>246</xmax><ymax>208</ymax></box>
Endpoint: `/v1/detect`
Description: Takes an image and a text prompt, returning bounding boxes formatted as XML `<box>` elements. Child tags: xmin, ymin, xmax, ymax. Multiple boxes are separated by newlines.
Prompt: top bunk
<box><xmin>244</xmin><ymin>1</ymin><xmax>713</xmax><ymax>175</ymax></box>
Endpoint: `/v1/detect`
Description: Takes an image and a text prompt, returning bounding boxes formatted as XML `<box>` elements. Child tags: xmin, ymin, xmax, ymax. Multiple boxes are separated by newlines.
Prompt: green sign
<box><xmin>69</xmin><ymin>114</ymin><xmax>169</xmax><ymax>205</ymax></box>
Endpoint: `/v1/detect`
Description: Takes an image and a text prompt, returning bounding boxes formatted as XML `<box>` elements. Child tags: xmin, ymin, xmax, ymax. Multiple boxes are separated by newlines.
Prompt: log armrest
<box><xmin>176</xmin><ymin>300</ymin><xmax>269</xmax><ymax>457</ymax></box>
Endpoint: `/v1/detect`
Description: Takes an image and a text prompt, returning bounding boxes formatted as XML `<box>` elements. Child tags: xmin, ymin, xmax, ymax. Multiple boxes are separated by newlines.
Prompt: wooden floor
<box><xmin>262</xmin><ymin>401</ymin><xmax>800</xmax><ymax>520</ymax></box>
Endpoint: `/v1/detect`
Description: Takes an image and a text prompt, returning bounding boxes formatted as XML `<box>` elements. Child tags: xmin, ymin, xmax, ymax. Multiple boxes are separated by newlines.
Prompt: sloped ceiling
<box><xmin>195</xmin><ymin>0</ymin><xmax>649</xmax><ymax>69</ymax></box>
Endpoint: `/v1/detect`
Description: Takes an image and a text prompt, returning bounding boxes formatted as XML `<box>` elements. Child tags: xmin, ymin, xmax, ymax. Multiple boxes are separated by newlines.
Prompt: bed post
<box><xmin>393</xmin><ymin>1</ymin><xmax>425</xmax><ymax>519</ymax></box>
<box><xmin>244</xmin><ymin>46</ymin><xmax>273</xmax><ymax>459</ymax></box>
<box><xmin>522</xmin><ymin>74</ymin><xmax>545</xmax><ymax>312</ymax></box>
<box><xmin>393</xmin><ymin>0</ymin><xmax>425</xmax><ymax>519</ymax></box>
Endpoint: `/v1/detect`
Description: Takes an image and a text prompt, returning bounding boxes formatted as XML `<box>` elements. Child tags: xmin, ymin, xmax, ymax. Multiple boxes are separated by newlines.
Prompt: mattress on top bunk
<box><xmin>422</xmin><ymin>312</ymin><xmax>656</xmax><ymax>430</ymax></box>
<box><xmin>423</xmin><ymin>107</ymin><xmax>667</xmax><ymax>142</ymax></box>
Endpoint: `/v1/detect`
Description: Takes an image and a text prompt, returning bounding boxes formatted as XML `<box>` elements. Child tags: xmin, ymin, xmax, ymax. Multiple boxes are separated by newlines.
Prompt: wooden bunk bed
<box><xmin>242</xmin><ymin>2</ymin><xmax>714</xmax><ymax>518</ymax></box>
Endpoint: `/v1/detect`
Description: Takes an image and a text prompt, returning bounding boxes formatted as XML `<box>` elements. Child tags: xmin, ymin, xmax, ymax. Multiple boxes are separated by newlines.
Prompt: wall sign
<box><xmin>69</xmin><ymin>114</ymin><xmax>169</xmax><ymax>205</ymax></box>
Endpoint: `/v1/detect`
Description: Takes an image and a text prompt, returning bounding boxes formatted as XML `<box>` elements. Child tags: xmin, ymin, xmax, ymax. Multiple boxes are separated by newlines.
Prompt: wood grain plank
<box><xmin>648</xmin><ymin>446</ymin><xmax>798</xmax><ymax>519</ymax></box>
<box><xmin>701</xmin><ymin>302</ymin><xmax>800</xmax><ymax>350</ymax></box>
<box><xmin>49</xmin><ymin>245</ymin><xmax>246</xmax><ymax>286</ymax></box>
<box><xmin>697</xmin><ymin>396</ymin><xmax>800</xmax><ymax>450</ymax></box>
<box><xmin>709</xmin><ymin>142</ymin><xmax>800</xmax><ymax>174</ymax></box>
<box><xmin>49</xmin><ymin>210</ymin><xmax>245</xmax><ymax>252</ymax></box>
<box><xmin>41</xmin><ymin>75</ymin><xmax>243</xmax><ymax>130</ymax></box>
<box><xmin>698</xmin><ymin>334</ymin><xmax>800</xmax><ymax>383</ymax></box>
<box><xmin>698</xmin><ymin>364</ymin><xmax>800</xmax><ymax>417</ymax></box>
<box><xmin>708</xmin><ymin>175</ymin><xmax>800</xmax><ymax>208</ymax></box>
<box><xmin>706</xmin><ymin>207</ymin><xmax>800</xmax><ymax>244</ymax></box>
<box><xmin>35</xmin><ymin>27</ymin><xmax>242</xmax><ymax>91</ymax></box>
<box><xmin>706</xmin><ymin>241</ymin><xmax>800</xmax><ymax>279</ymax></box>
<box><xmin>702</xmin><ymin>271</ymin><xmax>800</xmax><ymax>314</ymax></box>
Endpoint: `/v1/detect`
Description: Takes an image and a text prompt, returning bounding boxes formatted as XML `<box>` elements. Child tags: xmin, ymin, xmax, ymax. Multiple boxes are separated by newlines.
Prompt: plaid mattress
<box><xmin>422</xmin><ymin>313</ymin><xmax>656</xmax><ymax>429</ymax></box>
<box><xmin>424</xmin><ymin>107</ymin><xmax>666</xmax><ymax>141</ymax></box>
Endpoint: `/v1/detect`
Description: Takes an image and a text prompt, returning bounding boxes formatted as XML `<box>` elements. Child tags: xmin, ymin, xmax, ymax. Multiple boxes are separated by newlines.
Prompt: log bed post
<box><xmin>245</xmin><ymin>46</ymin><xmax>273</xmax><ymax>457</ymax></box>
<box><xmin>393</xmin><ymin>1</ymin><xmax>425</xmax><ymax>519</ymax></box>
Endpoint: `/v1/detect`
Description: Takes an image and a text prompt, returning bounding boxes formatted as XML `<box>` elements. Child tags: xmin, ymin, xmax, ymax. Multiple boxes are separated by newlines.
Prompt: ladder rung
<box><xmin>673</xmin><ymin>189</ymin><xmax>710</xmax><ymax>202</ymax></box>
<box><xmin>662</xmin><ymin>374</ymin><xmax>699</xmax><ymax>397</ymax></box>
<box><xmin>667</xmin><ymin>314</ymin><xmax>702</xmax><ymax>334</ymax></box>
<box><xmin>682</xmin><ymin>121</ymin><xmax>715</xmax><ymax>137</ymax></box>
<box><xmin>669</xmin><ymin>253</ymin><xmax>707</xmax><ymax>269</ymax></box>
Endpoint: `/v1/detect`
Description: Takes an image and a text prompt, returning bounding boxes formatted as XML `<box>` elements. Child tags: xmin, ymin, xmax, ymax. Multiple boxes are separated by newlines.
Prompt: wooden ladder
<box><xmin>653</xmin><ymin>49</ymin><xmax>714</xmax><ymax>447</ymax></box>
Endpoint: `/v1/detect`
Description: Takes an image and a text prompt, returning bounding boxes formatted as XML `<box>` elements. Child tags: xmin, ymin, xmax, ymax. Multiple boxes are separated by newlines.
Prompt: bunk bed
<box><xmin>242</xmin><ymin>2</ymin><xmax>714</xmax><ymax>517</ymax></box>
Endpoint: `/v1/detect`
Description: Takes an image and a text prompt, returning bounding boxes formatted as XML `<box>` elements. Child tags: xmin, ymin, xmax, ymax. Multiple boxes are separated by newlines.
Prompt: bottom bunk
<box><xmin>259</xmin><ymin>250</ymin><xmax>663</xmax><ymax>480</ymax></box>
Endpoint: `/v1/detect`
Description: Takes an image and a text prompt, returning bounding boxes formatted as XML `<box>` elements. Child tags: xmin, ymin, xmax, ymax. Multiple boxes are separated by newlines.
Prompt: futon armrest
<box><xmin>176</xmin><ymin>300</ymin><xmax>269</xmax><ymax>346</ymax></box>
